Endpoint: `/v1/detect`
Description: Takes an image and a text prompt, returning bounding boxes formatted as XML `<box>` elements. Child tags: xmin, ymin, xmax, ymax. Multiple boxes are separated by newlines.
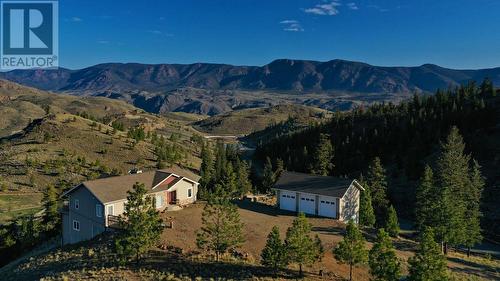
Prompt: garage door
<box><xmin>318</xmin><ymin>197</ymin><xmax>337</xmax><ymax>218</ymax></box>
<box><xmin>299</xmin><ymin>193</ymin><xmax>316</xmax><ymax>215</ymax></box>
<box><xmin>279</xmin><ymin>191</ymin><xmax>296</xmax><ymax>212</ymax></box>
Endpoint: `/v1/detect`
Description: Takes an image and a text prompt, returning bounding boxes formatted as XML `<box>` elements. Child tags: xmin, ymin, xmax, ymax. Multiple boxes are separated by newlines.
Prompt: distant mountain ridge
<box><xmin>2</xmin><ymin>59</ymin><xmax>499</xmax><ymax>94</ymax></box>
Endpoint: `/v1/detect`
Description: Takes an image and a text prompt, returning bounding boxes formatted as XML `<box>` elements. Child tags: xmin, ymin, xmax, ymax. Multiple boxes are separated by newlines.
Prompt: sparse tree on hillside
<box><xmin>42</xmin><ymin>184</ymin><xmax>59</xmax><ymax>231</ymax></box>
<box><xmin>369</xmin><ymin>229</ymin><xmax>401</xmax><ymax>281</ymax></box>
<box><xmin>359</xmin><ymin>179</ymin><xmax>375</xmax><ymax>227</ymax></box>
<box><xmin>367</xmin><ymin>157</ymin><xmax>389</xmax><ymax>226</ymax></box>
<box><xmin>465</xmin><ymin>159</ymin><xmax>484</xmax><ymax>256</ymax></box>
<box><xmin>415</xmin><ymin>165</ymin><xmax>437</xmax><ymax>231</ymax></box>
<box><xmin>196</xmin><ymin>186</ymin><xmax>245</xmax><ymax>261</ymax></box>
<box><xmin>385</xmin><ymin>205</ymin><xmax>400</xmax><ymax>238</ymax></box>
<box><xmin>115</xmin><ymin>182</ymin><xmax>165</xmax><ymax>264</ymax></box>
<box><xmin>434</xmin><ymin>127</ymin><xmax>470</xmax><ymax>253</ymax></box>
<box><xmin>262</xmin><ymin>157</ymin><xmax>275</xmax><ymax>192</ymax></box>
<box><xmin>408</xmin><ymin>228</ymin><xmax>449</xmax><ymax>281</ymax></box>
<box><xmin>235</xmin><ymin>159</ymin><xmax>253</xmax><ymax>197</ymax></box>
<box><xmin>200</xmin><ymin>142</ymin><xmax>214</xmax><ymax>192</ymax></box>
<box><xmin>285</xmin><ymin>212</ymin><xmax>320</xmax><ymax>276</ymax></box>
<box><xmin>333</xmin><ymin>220</ymin><xmax>367</xmax><ymax>281</ymax></box>
<box><xmin>261</xmin><ymin>226</ymin><xmax>288</xmax><ymax>275</ymax></box>
<box><xmin>311</xmin><ymin>133</ymin><xmax>334</xmax><ymax>176</ymax></box>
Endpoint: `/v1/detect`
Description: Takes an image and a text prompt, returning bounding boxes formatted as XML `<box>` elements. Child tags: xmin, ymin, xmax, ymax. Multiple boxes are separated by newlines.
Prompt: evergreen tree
<box><xmin>369</xmin><ymin>229</ymin><xmax>401</xmax><ymax>281</ymax></box>
<box><xmin>262</xmin><ymin>157</ymin><xmax>275</xmax><ymax>192</ymax></box>
<box><xmin>333</xmin><ymin>220</ymin><xmax>368</xmax><ymax>281</ymax></box>
<box><xmin>221</xmin><ymin>162</ymin><xmax>237</xmax><ymax>196</ymax></box>
<box><xmin>115</xmin><ymin>182</ymin><xmax>165</xmax><ymax>264</ymax></box>
<box><xmin>236</xmin><ymin>159</ymin><xmax>253</xmax><ymax>197</ymax></box>
<box><xmin>385</xmin><ymin>205</ymin><xmax>400</xmax><ymax>238</ymax></box>
<box><xmin>367</xmin><ymin>157</ymin><xmax>389</xmax><ymax>226</ymax></box>
<box><xmin>311</xmin><ymin>133</ymin><xmax>334</xmax><ymax>176</ymax></box>
<box><xmin>214</xmin><ymin>141</ymin><xmax>227</xmax><ymax>183</ymax></box>
<box><xmin>313</xmin><ymin>234</ymin><xmax>325</xmax><ymax>262</ymax></box>
<box><xmin>408</xmin><ymin>228</ymin><xmax>449</xmax><ymax>281</ymax></box>
<box><xmin>196</xmin><ymin>186</ymin><xmax>245</xmax><ymax>261</ymax></box>
<box><xmin>359</xmin><ymin>181</ymin><xmax>375</xmax><ymax>227</ymax></box>
<box><xmin>415</xmin><ymin>165</ymin><xmax>436</xmax><ymax>231</ymax></box>
<box><xmin>200</xmin><ymin>142</ymin><xmax>214</xmax><ymax>191</ymax></box>
<box><xmin>42</xmin><ymin>184</ymin><xmax>59</xmax><ymax>231</ymax></box>
<box><xmin>434</xmin><ymin>126</ymin><xmax>470</xmax><ymax>253</ymax></box>
<box><xmin>285</xmin><ymin>213</ymin><xmax>319</xmax><ymax>276</ymax></box>
<box><xmin>464</xmin><ymin>159</ymin><xmax>484</xmax><ymax>256</ymax></box>
<box><xmin>274</xmin><ymin>158</ymin><xmax>285</xmax><ymax>179</ymax></box>
<box><xmin>261</xmin><ymin>226</ymin><xmax>288</xmax><ymax>274</ymax></box>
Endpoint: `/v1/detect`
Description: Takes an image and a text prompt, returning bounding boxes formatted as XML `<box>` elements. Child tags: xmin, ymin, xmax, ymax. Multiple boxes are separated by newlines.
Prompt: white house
<box><xmin>274</xmin><ymin>171</ymin><xmax>364</xmax><ymax>222</ymax></box>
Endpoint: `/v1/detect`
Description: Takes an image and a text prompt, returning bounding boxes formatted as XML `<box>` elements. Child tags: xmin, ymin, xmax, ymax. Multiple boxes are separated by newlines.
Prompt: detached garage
<box><xmin>274</xmin><ymin>171</ymin><xmax>364</xmax><ymax>222</ymax></box>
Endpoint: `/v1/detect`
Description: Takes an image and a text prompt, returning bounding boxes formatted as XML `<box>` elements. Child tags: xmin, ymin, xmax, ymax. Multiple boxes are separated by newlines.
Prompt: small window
<box><xmin>73</xmin><ymin>220</ymin><xmax>80</xmax><ymax>231</ymax></box>
<box><xmin>96</xmin><ymin>204</ymin><xmax>102</xmax><ymax>217</ymax></box>
<box><xmin>107</xmin><ymin>205</ymin><xmax>114</xmax><ymax>216</ymax></box>
<box><xmin>282</xmin><ymin>195</ymin><xmax>286</xmax><ymax>198</ymax></box>
<box><xmin>187</xmin><ymin>188</ymin><xmax>192</xmax><ymax>198</ymax></box>
<box><xmin>301</xmin><ymin>198</ymin><xmax>305</xmax><ymax>201</ymax></box>
<box><xmin>74</xmin><ymin>199</ymin><xmax>79</xmax><ymax>209</ymax></box>
<box><xmin>291</xmin><ymin>196</ymin><xmax>295</xmax><ymax>199</ymax></box>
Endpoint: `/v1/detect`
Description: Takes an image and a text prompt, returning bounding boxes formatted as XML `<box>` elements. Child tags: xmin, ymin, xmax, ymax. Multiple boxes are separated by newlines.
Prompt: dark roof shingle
<box><xmin>68</xmin><ymin>166</ymin><xmax>200</xmax><ymax>203</ymax></box>
<box><xmin>274</xmin><ymin>171</ymin><xmax>360</xmax><ymax>198</ymax></box>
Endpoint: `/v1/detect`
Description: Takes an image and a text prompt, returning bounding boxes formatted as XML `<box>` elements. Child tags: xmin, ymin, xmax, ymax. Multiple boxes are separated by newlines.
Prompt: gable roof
<box><xmin>64</xmin><ymin>166</ymin><xmax>200</xmax><ymax>204</ymax></box>
<box><xmin>274</xmin><ymin>171</ymin><xmax>363</xmax><ymax>198</ymax></box>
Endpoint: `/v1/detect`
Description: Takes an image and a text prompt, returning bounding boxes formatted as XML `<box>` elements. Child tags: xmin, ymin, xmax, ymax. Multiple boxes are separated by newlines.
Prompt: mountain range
<box><xmin>1</xmin><ymin>59</ymin><xmax>499</xmax><ymax>115</ymax></box>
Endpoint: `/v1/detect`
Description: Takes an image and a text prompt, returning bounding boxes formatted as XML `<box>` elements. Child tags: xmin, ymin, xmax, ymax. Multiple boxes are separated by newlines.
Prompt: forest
<box><xmin>255</xmin><ymin>79</ymin><xmax>499</xmax><ymax>239</ymax></box>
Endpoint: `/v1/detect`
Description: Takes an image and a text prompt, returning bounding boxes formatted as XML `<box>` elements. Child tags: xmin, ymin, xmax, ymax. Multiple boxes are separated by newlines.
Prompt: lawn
<box><xmin>0</xmin><ymin>193</ymin><xmax>43</xmax><ymax>223</ymax></box>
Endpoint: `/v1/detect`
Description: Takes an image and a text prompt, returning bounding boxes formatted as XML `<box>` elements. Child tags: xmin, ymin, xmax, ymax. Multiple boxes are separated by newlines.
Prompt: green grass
<box><xmin>0</xmin><ymin>193</ymin><xmax>42</xmax><ymax>223</ymax></box>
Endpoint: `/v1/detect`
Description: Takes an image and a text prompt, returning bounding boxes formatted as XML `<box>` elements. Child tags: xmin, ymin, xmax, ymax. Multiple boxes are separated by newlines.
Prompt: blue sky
<box><xmin>59</xmin><ymin>0</ymin><xmax>500</xmax><ymax>70</ymax></box>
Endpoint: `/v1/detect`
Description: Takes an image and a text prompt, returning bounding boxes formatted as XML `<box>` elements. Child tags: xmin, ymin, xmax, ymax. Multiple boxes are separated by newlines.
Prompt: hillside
<box><xmin>192</xmin><ymin>104</ymin><xmax>331</xmax><ymax>135</ymax></box>
<box><xmin>2</xmin><ymin>60</ymin><xmax>500</xmax><ymax>94</ymax></box>
<box><xmin>0</xmin><ymin>80</ymin><xmax>203</xmax><ymax>223</ymax></box>
<box><xmin>1</xmin><ymin>60</ymin><xmax>499</xmax><ymax>116</ymax></box>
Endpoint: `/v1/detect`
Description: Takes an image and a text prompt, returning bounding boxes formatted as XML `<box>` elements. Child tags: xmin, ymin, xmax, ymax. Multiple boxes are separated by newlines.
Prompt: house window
<box><xmin>74</xmin><ymin>199</ymin><xmax>79</xmax><ymax>209</ymax></box>
<box><xmin>73</xmin><ymin>220</ymin><xmax>80</xmax><ymax>231</ymax></box>
<box><xmin>187</xmin><ymin>188</ymin><xmax>192</xmax><ymax>198</ymax></box>
<box><xmin>155</xmin><ymin>194</ymin><xmax>163</xmax><ymax>208</ymax></box>
<box><xmin>96</xmin><ymin>204</ymin><xmax>103</xmax><ymax>217</ymax></box>
<box><xmin>107</xmin><ymin>205</ymin><xmax>114</xmax><ymax>216</ymax></box>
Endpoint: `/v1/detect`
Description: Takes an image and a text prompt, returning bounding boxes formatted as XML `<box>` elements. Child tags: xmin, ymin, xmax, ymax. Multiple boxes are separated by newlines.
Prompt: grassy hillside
<box><xmin>1</xmin><ymin>202</ymin><xmax>498</xmax><ymax>280</ymax></box>
<box><xmin>193</xmin><ymin>104</ymin><xmax>332</xmax><ymax>135</ymax></box>
<box><xmin>0</xmin><ymin>80</ymin><xmax>203</xmax><ymax>223</ymax></box>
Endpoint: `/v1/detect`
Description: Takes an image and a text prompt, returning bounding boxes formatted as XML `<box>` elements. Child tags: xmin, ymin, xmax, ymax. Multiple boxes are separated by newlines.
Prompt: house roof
<box><xmin>274</xmin><ymin>171</ymin><xmax>362</xmax><ymax>198</ymax></box>
<box><xmin>65</xmin><ymin>166</ymin><xmax>200</xmax><ymax>204</ymax></box>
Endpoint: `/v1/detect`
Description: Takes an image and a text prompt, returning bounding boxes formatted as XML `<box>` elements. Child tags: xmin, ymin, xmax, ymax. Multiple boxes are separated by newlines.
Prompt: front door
<box><xmin>168</xmin><ymin>190</ymin><xmax>177</xmax><ymax>204</ymax></box>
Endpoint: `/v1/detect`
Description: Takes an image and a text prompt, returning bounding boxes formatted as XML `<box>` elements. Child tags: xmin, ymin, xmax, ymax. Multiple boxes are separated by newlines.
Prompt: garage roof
<box><xmin>274</xmin><ymin>171</ymin><xmax>362</xmax><ymax>198</ymax></box>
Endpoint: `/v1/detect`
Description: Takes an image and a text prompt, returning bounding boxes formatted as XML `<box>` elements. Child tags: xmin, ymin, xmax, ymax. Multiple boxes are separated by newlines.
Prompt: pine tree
<box><xmin>359</xmin><ymin>181</ymin><xmax>375</xmax><ymax>227</ymax></box>
<box><xmin>285</xmin><ymin>213</ymin><xmax>319</xmax><ymax>276</ymax></box>
<box><xmin>262</xmin><ymin>157</ymin><xmax>275</xmax><ymax>192</ymax></box>
<box><xmin>42</xmin><ymin>184</ymin><xmax>59</xmax><ymax>231</ymax></box>
<box><xmin>236</xmin><ymin>159</ymin><xmax>253</xmax><ymax>197</ymax></box>
<box><xmin>200</xmin><ymin>142</ymin><xmax>214</xmax><ymax>191</ymax></box>
<box><xmin>115</xmin><ymin>182</ymin><xmax>165</xmax><ymax>264</ymax></box>
<box><xmin>261</xmin><ymin>226</ymin><xmax>288</xmax><ymax>274</ymax></box>
<box><xmin>464</xmin><ymin>159</ymin><xmax>484</xmax><ymax>256</ymax></box>
<box><xmin>333</xmin><ymin>220</ymin><xmax>368</xmax><ymax>281</ymax></box>
<box><xmin>434</xmin><ymin>126</ymin><xmax>469</xmax><ymax>253</ymax></box>
<box><xmin>221</xmin><ymin>162</ymin><xmax>238</xmax><ymax>196</ymax></box>
<box><xmin>369</xmin><ymin>229</ymin><xmax>401</xmax><ymax>281</ymax></box>
<box><xmin>311</xmin><ymin>133</ymin><xmax>334</xmax><ymax>176</ymax></box>
<box><xmin>415</xmin><ymin>165</ymin><xmax>436</xmax><ymax>231</ymax></box>
<box><xmin>214</xmin><ymin>141</ymin><xmax>226</xmax><ymax>183</ymax></box>
<box><xmin>385</xmin><ymin>205</ymin><xmax>400</xmax><ymax>238</ymax></box>
<box><xmin>367</xmin><ymin>157</ymin><xmax>389</xmax><ymax>226</ymax></box>
<box><xmin>408</xmin><ymin>228</ymin><xmax>448</xmax><ymax>281</ymax></box>
<box><xmin>196</xmin><ymin>186</ymin><xmax>245</xmax><ymax>261</ymax></box>
<box><xmin>275</xmin><ymin>158</ymin><xmax>285</xmax><ymax>179</ymax></box>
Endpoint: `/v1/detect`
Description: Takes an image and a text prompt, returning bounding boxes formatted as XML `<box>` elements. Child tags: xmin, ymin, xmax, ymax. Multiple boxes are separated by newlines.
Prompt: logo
<box><xmin>1</xmin><ymin>0</ymin><xmax>58</xmax><ymax>70</ymax></box>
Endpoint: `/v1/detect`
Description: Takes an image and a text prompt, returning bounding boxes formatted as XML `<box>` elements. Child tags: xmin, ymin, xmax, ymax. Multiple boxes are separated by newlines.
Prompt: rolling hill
<box><xmin>192</xmin><ymin>104</ymin><xmax>332</xmax><ymax>135</ymax></box>
<box><xmin>1</xmin><ymin>59</ymin><xmax>499</xmax><ymax>115</ymax></box>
